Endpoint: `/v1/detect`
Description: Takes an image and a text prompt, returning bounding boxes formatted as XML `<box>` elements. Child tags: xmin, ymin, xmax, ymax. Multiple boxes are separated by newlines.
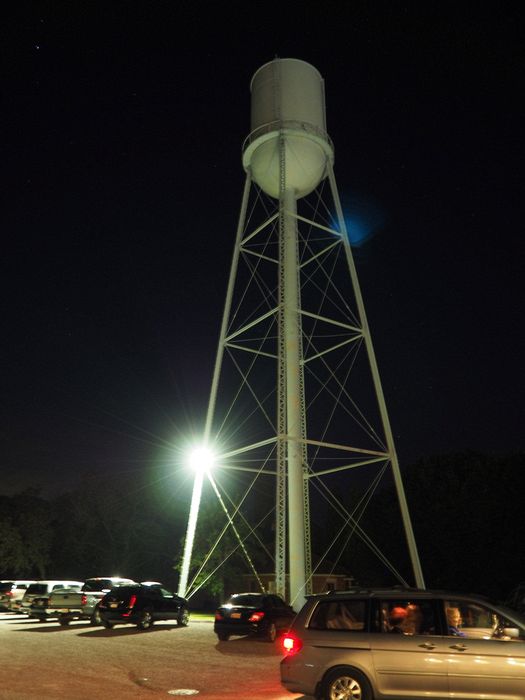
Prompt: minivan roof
<box><xmin>307</xmin><ymin>587</ymin><xmax>492</xmax><ymax>601</ymax></box>
<box><xmin>27</xmin><ymin>580</ymin><xmax>83</xmax><ymax>587</ymax></box>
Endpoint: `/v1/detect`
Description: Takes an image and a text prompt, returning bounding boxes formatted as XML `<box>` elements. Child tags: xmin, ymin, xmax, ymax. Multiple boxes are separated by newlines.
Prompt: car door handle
<box><xmin>450</xmin><ymin>643</ymin><xmax>468</xmax><ymax>651</ymax></box>
<box><xmin>418</xmin><ymin>642</ymin><xmax>436</xmax><ymax>650</ymax></box>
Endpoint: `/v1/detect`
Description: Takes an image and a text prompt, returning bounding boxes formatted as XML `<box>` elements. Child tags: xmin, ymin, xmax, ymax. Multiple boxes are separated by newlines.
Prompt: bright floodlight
<box><xmin>189</xmin><ymin>446</ymin><xmax>215</xmax><ymax>474</ymax></box>
<box><xmin>178</xmin><ymin>445</ymin><xmax>215</xmax><ymax>598</ymax></box>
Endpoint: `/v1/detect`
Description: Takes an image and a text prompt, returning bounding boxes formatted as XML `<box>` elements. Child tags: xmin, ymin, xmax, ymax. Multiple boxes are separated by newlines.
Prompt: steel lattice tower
<box><xmin>179</xmin><ymin>59</ymin><xmax>424</xmax><ymax>608</ymax></box>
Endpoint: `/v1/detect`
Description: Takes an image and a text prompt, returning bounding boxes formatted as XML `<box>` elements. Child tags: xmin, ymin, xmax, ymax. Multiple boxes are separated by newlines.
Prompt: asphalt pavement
<box><xmin>0</xmin><ymin>612</ymin><xmax>306</xmax><ymax>699</ymax></box>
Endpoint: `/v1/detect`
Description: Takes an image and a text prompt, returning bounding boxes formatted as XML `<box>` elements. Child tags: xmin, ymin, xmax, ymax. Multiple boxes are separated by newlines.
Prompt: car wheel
<box><xmin>137</xmin><ymin>610</ymin><xmax>154</xmax><ymax>630</ymax></box>
<box><xmin>265</xmin><ymin>622</ymin><xmax>277</xmax><ymax>642</ymax></box>
<box><xmin>58</xmin><ymin>615</ymin><xmax>70</xmax><ymax>627</ymax></box>
<box><xmin>217</xmin><ymin>631</ymin><xmax>230</xmax><ymax>641</ymax></box>
<box><xmin>90</xmin><ymin>605</ymin><xmax>102</xmax><ymax>625</ymax></box>
<box><xmin>102</xmin><ymin>620</ymin><xmax>114</xmax><ymax>629</ymax></box>
<box><xmin>177</xmin><ymin>606</ymin><xmax>189</xmax><ymax>627</ymax></box>
<box><xmin>322</xmin><ymin>667</ymin><xmax>372</xmax><ymax>700</ymax></box>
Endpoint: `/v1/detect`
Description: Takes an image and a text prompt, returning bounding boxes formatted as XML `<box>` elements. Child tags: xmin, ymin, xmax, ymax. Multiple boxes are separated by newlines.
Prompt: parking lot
<box><xmin>0</xmin><ymin>612</ymin><xmax>305</xmax><ymax>700</ymax></box>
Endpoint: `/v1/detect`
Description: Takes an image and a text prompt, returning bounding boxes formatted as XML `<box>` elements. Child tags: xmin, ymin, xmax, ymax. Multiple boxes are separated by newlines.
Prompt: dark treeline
<box><xmin>1</xmin><ymin>451</ymin><xmax>523</xmax><ymax>606</ymax></box>
<box><xmin>348</xmin><ymin>450</ymin><xmax>525</xmax><ymax>604</ymax></box>
<box><xmin>0</xmin><ymin>475</ymin><xmax>185</xmax><ymax>590</ymax></box>
<box><xmin>409</xmin><ymin>450</ymin><xmax>525</xmax><ymax>601</ymax></box>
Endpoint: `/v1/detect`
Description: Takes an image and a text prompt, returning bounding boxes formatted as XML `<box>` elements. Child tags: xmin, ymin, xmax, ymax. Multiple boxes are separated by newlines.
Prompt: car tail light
<box><xmin>122</xmin><ymin>594</ymin><xmax>137</xmax><ymax>617</ymax></box>
<box><xmin>282</xmin><ymin>634</ymin><xmax>303</xmax><ymax>655</ymax></box>
<box><xmin>214</xmin><ymin>611</ymin><xmax>224</xmax><ymax>621</ymax></box>
<box><xmin>248</xmin><ymin>611</ymin><xmax>265</xmax><ymax>623</ymax></box>
<box><xmin>81</xmin><ymin>594</ymin><xmax>87</xmax><ymax>606</ymax></box>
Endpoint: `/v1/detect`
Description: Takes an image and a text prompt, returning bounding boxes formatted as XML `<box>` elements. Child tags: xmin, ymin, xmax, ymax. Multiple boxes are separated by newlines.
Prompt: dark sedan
<box><xmin>98</xmin><ymin>583</ymin><xmax>189</xmax><ymax>630</ymax></box>
<box><xmin>214</xmin><ymin>592</ymin><xmax>295</xmax><ymax>642</ymax></box>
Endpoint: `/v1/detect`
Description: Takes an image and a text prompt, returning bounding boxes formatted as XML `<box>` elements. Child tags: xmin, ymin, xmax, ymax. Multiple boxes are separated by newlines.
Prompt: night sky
<box><xmin>3</xmin><ymin>3</ymin><xmax>523</xmax><ymax>497</ymax></box>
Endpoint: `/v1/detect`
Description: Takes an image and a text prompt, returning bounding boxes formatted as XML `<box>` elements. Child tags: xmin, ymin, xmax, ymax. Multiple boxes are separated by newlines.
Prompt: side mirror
<box><xmin>503</xmin><ymin>627</ymin><xmax>520</xmax><ymax>639</ymax></box>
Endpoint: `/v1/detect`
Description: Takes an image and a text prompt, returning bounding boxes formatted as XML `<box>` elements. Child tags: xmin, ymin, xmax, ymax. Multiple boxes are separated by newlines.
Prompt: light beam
<box><xmin>178</xmin><ymin>446</ymin><xmax>215</xmax><ymax>598</ymax></box>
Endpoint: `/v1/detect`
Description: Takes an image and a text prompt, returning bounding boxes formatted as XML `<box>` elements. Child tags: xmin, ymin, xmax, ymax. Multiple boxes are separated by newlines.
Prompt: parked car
<box><xmin>29</xmin><ymin>584</ymin><xmax>84</xmax><ymax>621</ymax></box>
<box><xmin>49</xmin><ymin>576</ymin><xmax>137</xmax><ymax>626</ymax></box>
<box><xmin>280</xmin><ymin>587</ymin><xmax>525</xmax><ymax>700</ymax></box>
<box><xmin>20</xmin><ymin>581</ymin><xmax>84</xmax><ymax>616</ymax></box>
<box><xmin>98</xmin><ymin>583</ymin><xmax>189</xmax><ymax>630</ymax></box>
<box><xmin>0</xmin><ymin>580</ymin><xmax>37</xmax><ymax>612</ymax></box>
<box><xmin>214</xmin><ymin>592</ymin><xmax>295</xmax><ymax>642</ymax></box>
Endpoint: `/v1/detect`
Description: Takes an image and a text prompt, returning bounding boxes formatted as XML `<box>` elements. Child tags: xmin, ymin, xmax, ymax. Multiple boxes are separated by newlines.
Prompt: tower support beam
<box><xmin>328</xmin><ymin>162</ymin><xmax>425</xmax><ymax>588</ymax></box>
<box><xmin>281</xmin><ymin>186</ymin><xmax>307</xmax><ymax>608</ymax></box>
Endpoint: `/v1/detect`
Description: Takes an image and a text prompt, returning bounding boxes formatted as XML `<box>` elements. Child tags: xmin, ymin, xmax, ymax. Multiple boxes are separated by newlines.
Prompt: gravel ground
<box><xmin>0</xmin><ymin>613</ymin><xmax>307</xmax><ymax>700</ymax></box>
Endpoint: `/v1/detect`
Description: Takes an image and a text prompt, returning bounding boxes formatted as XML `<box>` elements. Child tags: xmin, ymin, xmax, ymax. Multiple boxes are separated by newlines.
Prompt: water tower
<box><xmin>179</xmin><ymin>59</ymin><xmax>424</xmax><ymax>609</ymax></box>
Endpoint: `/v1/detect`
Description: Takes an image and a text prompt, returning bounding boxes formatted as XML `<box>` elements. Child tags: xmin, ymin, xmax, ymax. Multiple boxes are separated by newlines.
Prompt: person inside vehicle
<box><xmin>403</xmin><ymin>603</ymin><xmax>423</xmax><ymax>635</ymax></box>
<box><xmin>326</xmin><ymin>602</ymin><xmax>358</xmax><ymax>629</ymax></box>
<box><xmin>446</xmin><ymin>606</ymin><xmax>466</xmax><ymax>636</ymax></box>
<box><xmin>389</xmin><ymin>606</ymin><xmax>408</xmax><ymax>633</ymax></box>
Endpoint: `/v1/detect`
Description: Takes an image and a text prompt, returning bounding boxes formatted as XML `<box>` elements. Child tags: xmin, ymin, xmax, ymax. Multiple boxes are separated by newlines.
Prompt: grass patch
<box><xmin>189</xmin><ymin>611</ymin><xmax>215</xmax><ymax>621</ymax></box>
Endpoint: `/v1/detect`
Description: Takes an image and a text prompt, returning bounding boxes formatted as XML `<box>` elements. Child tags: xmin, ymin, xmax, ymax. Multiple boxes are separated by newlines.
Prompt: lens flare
<box><xmin>335</xmin><ymin>192</ymin><xmax>384</xmax><ymax>247</ymax></box>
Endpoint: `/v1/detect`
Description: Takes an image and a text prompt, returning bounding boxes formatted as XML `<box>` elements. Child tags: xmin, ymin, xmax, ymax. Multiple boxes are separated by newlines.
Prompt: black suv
<box><xmin>98</xmin><ymin>583</ymin><xmax>189</xmax><ymax>630</ymax></box>
<box><xmin>214</xmin><ymin>592</ymin><xmax>295</xmax><ymax>642</ymax></box>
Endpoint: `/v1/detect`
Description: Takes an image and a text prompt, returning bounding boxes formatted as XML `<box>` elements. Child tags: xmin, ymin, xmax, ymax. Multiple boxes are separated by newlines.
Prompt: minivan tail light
<box><xmin>282</xmin><ymin>634</ymin><xmax>303</xmax><ymax>655</ymax></box>
<box><xmin>80</xmin><ymin>594</ymin><xmax>87</xmax><ymax>606</ymax></box>
<box><xmin>248</xmin><ymin>611</ymin><xmax>265</xmax><ymax>623</ymax></box>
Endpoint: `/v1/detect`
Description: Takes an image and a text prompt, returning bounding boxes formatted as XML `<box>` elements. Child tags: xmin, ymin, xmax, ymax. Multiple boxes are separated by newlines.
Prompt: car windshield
<box><xmin>493</xmin><ymin>603</ymin><xmax>525</xmax><ymax>627</ymax></box>
<box><xmin>108</xmin><ymin>585</ymin><xmax>141</xmax><ymax>597</ymax></box>
<box><xmin>83</xmin><ymin>579</ymin><xmax>114</xmax><ymax>592</ymax></box>
<box><xmin>229</xmin><ymin>594</ymin><xmax>263</xmax><ymax>607</ymax></box>
<box><xmin>0</xmin><ymin>582</ymin><xmax>13</xmax><ymax>592</ymax></box>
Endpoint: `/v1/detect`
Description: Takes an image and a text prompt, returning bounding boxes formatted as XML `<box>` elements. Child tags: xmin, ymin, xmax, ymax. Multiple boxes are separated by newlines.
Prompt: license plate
<box><xmin>110</xmin><ymin>602</ymin><xmax>118</xmax><ymax>608</ymax></box>
<box><xmin>231</xmin><ymin>612</ymin><xmax>241</xmax><ymax>619</ymax></box>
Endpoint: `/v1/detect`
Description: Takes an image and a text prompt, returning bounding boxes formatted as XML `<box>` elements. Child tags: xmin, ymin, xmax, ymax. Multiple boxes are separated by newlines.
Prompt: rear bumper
<box><xmin>29</xmin><ymin>609</ymin><xmax>55</xmax><ymax>618</ymax></box>
<box><xmin>100</xmin><ymin>611</ymin><xmax>141</xmax><ymax>625</ymax></box>
<box><xmin>214</xmin><ymin>621</ymin><xmax>260</xmax><ymax>637</ymax></box>
<box><xmin>280</xmin><ymin>655</ymin><xmax>317</xmax><ymax>696</ymax></box>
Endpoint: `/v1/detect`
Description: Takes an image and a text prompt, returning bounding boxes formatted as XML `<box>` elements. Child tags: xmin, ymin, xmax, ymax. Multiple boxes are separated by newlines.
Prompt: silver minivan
<box><xmin>280</xmin><ymin>587</ymin><xmax>525</xmax><ymax>700</ymax></box>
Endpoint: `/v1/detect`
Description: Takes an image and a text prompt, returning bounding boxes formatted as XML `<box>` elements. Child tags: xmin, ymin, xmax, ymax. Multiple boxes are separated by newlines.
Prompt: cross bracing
<box><xmin>183</xmin><ymin>165</ymin><xmax>424</xmax><ymax>606</ymax></box>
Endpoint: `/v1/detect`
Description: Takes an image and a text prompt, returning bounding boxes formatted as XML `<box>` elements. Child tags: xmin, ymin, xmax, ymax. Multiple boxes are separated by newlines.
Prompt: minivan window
<box><xmin>309</xmin><ymin>599</ymin><xmax>366</xmax><ymax>631</ymax></box>
<box><xmin>377</xmin><ymin>599</ymin><xmax>437</xmax><ymax>635</ymax></box>
<box><xmin>27</xmin><ymin>584</ymin><xmax>47</xmax><ymax>595</ymax></box>
<box><xmin>444</xmin><ymin>599</ymin><xmax>524</xmax><ymax>640</ymax></box>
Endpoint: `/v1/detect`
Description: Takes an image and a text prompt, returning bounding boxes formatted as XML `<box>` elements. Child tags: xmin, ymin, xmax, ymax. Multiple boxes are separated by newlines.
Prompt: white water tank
<box><xmin>242</xmin><ymin>59</ymin><xmax>334</xmax><ymax>199</ymax></box>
